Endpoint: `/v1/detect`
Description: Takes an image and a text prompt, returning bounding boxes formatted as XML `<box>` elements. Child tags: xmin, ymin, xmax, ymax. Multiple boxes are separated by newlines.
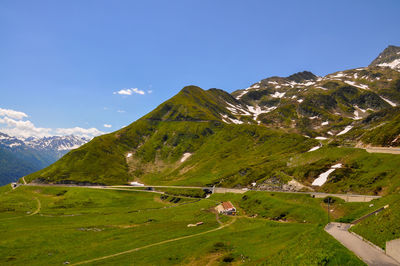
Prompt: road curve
<box><xmin>325</xmin><ymin>222</ymin><xmax>399</xmax><ymax>266</ymax></box>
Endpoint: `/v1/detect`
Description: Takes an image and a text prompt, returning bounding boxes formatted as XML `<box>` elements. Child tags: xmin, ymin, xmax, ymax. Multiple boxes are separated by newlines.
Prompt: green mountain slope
<box><xmin>25</xmin><ymin>46</ymin><xmax>400</xmax><ymax>195</ymax></box>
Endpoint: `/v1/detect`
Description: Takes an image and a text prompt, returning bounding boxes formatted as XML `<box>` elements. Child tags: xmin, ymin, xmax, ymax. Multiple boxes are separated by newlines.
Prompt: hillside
<box><xmin>25</xmin><ymin>45</ymin><xmax>400</xmax><ymax>196</ymax></box>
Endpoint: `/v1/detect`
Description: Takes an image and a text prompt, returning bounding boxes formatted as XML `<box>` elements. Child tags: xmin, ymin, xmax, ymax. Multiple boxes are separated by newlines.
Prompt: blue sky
<box><xmin>1</xmin><ymin>0</ymin><xmax>399</xmax><ymax>138</ymax></box>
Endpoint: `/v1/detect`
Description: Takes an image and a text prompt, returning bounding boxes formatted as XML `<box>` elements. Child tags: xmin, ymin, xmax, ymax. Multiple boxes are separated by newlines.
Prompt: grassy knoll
<box><xmin>0</xmin><ymin>185</ymin><xmax>364</xmax><ymax>265</ymax></box>
<box><xmin>350</xmin><ymin>193</ymin><xmax>400</xmax><ymax>249</ymax></box>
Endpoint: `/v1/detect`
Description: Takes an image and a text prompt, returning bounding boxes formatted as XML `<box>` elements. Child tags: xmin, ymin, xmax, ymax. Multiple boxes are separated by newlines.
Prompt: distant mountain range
<box><xmin>0</xmin><ymin>133</ymin><xmax>88</xmax><ymax>185</ymax></box>
<box><xmin>24</xmin><ymin>45</ymin><xmax>400</xmax><ymax>195</ymax></box>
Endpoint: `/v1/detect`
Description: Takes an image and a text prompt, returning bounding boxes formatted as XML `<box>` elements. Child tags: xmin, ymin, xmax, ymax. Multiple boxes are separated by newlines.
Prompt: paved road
<box><xmin>365</xmin><ymin>147</ymin><xmax>400</xmax><ymax>155</ymax></box>
<box><xmin>119</xmin><ymin>185</ymin><xmax>380</xmax><ymax>202</ymax></box>
<box><xmin>325</xmin><ymin>223</ymin><xmax>399</xmax><ymax>266</ymax></box>
<box><xmin>24</xmin><ymin>183</ymin><xmax>380</xmax><ymax>202</ymax></box>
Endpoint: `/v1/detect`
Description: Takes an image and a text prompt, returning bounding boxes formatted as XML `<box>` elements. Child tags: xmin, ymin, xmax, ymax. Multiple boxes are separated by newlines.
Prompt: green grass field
<box><xmin>0</xmin><ymin>185</ymin><xmax>364</xmax><ymax>265</ymax></box>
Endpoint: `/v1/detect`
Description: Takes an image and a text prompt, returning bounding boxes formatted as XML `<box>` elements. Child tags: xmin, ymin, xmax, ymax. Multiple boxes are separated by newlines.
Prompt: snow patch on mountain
<box><xmin>380</xmin><ymin>96</ymin><xmax>397</xmax><ymax>107</ymax></box>
<box><xmin>247</xmin><ymin>105</ymin><xmax>277</xmax><ymax>120</ymax></box>
<box><xmin>312</xmin><ymin>163</ymin><xmax>342</xmax><ymax>186</ymax></box>
<box><xmin>308</xmin><ymin>145</ymin><xmax>321</xmax><ymax>152</ymax></box>
<box><xmin>225</xmin><ymin>102</ymin><xmax>252</xmax><ymax>116</ymax></box>
<box><xmin>344</xmin><ymin>80</ymin><xmax>369</xmax><ymax>90</ymax></box>
<box><xmin>337</xmin><ymin>126</ymin><xmax>353</xmax><ymax>136</ymax></box>
<box><xmin>180</xmin><ymin>153</ymin><xmax>192</xmax><ymax>162</ymax></box>
<box><xmin>353</xmin><ymin>110</ymin><xmax>362</xmax><ymax>120</ymax></box>
<box><xmin>236</xmin><ymin>83</ymin><xmax>261</xmax><ymax>99</ymax></box>
<box><xmin>377</xmin><ymin>58</ymin><xmax>400</xmax><ymax>70</ymax></box>
<box><xmin>271</xmin><ymin>91</ymin><xmax>286</xmax><ymax>98</ymax></box>
<box><xmin>221</xmin><ymin>114</ymin><xmax>244</xmax><ymax>125</ymax></box>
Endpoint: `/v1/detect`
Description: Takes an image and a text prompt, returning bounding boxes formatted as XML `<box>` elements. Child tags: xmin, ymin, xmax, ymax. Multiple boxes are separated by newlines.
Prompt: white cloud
<box><xmin>0</xmin><ymin>116</ymin><xmax>52</xmax><ymax>138</ymax></box>
<box><xmin>55</xmin><ymin>127</ymin><xmax>104</xmax><ymax>139</ymax></box>
<box><xmin>0</xmin><ymin>108</ymin><xmax>28</xmax><ymax>120</ymax></box>
<box><xmin>113</xmin><ymin>88</ymin><xmax>145</xmax><ymax>96</ymax></box>
<box><xmin>117</xmin><ymin>110</ymin><xmax>126</xmax><ymax>113</ymax></box>
<box><xmin>147</xmin><ymin>90</ymin><xmax>153</xmax><ymax>94</ymax></box>
<box><xmin>132</xmin><ymin>88</ymin><xmax>145</xmax><ymax>95</ymax></box>
<box><xmin>113</xmin><ymin>89</ymin><xmax>132</xmax><ymax>95</ymax></box>
<box><xmin>0</xmin><ymin>107</ymin><xmax>104</xmax><ymax>139</ymax></box>
<box><xmin>103</xmin><ymin>124</ymin><xmax>112</xmax><ymax>128</ymax></box>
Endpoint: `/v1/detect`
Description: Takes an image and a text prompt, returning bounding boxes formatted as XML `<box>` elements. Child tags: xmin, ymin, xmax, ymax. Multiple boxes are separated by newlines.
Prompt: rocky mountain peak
<box><xmin>287</xmin><ymin>71</ymin><xmax>317</xmax><ymax>83</ymax></box>
<box><xmin>369</xmin><ymin>45</ymin><xmax>400</xmax><ymax>70</ymax></box>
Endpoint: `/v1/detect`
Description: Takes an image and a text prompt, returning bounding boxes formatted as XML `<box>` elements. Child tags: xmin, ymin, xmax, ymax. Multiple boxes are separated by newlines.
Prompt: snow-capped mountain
<box><xmin>0</xmin><ymin>133</ymin><xmax>88</xmax><ymax>151</ymax></box>
<box><xmin>220</xmin><ymin>45</ymin><xmax>400</xmax><ymax>143</ymax></box>
<box><xmin>24</xmin><ymin>135</ymin><xmax>89</xmax><ymax>151</ymax></box>
<box><xmin>0</xmin><ymin>133</ymin><xmax>88</xmax><ymax>185</ymax></box>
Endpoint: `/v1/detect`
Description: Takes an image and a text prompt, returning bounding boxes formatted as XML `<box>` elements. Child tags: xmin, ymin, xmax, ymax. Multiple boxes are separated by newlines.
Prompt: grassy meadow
<box><xmin>0</xmin><ymin>185</ymin><xmax>365</xmax><ymax>265</ymax></box>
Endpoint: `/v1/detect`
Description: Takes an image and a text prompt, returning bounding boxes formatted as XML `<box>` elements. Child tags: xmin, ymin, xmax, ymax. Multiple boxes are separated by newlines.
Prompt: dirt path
<box><xmin>325</xmin><ymin>223</ymin><xmax>399</xmax><ymax>266</ymax></box>
<box><xmin>22</xmin><ymin>176</ymin><xmax>27</xmax><ymax>184</ymax></box>
<box><xmin>28</xmin><ymin>197</ymin><xmax>41</xmax><ymax>216</ymax></box>
<box><xmin>0</xmin><ymin>196</ymin><xmax>41</xmax><ymax>221</ymax></box>
<box><xmin>71</xmin><ymin>216</ymin><xmax>236</xmax><ymax>265</ymax></box>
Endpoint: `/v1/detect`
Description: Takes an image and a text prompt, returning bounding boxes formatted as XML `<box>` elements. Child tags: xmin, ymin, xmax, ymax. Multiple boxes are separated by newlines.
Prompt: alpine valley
<box><xmin>2</xmin><ymin>45</ymin><xmax>400</xmax><ymax>266</ymax></box>
<box><xmin>0</xmin><ymin>133</ymin><xmax>88</xmax><ymax>185</ymax></box>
